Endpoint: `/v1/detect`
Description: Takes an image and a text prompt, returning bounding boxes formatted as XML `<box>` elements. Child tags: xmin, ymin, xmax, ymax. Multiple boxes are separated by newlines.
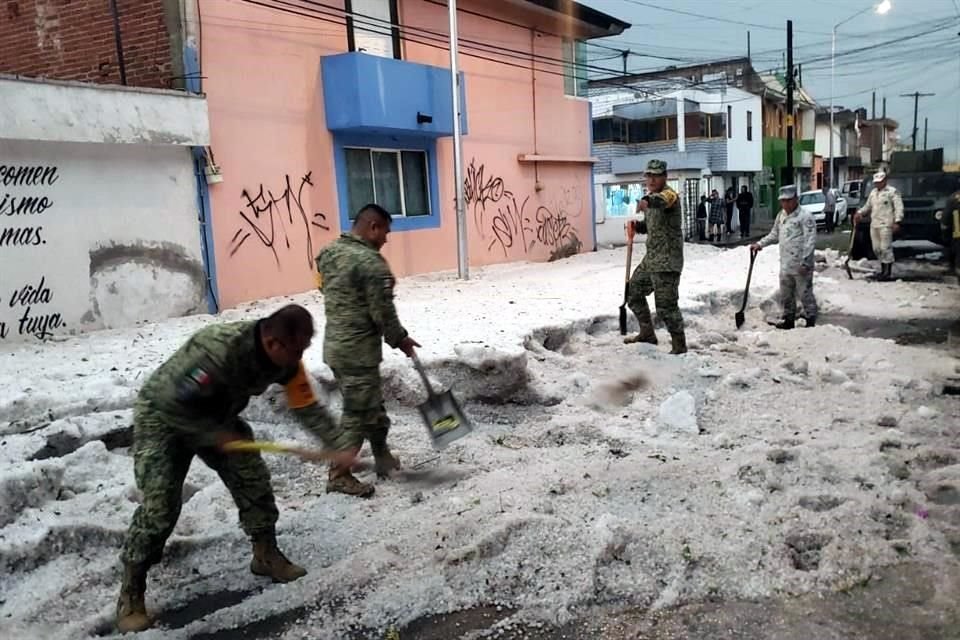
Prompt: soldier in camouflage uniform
<box><xmin>116</xmin><ymin>304</ymin><xmax>359</xmax><ymax>633</ymax></box>
<box><xmin>316</xmin><ymin>203</ymin><xmax>420</xmax><ymax>498</ymax></box>
<box><xmin>751</xmin><ymin>185</ymin><xmax>818</xmax><ymax>329</ymax></box>
<box><xmin>623</xmin><ymin>159</ymin><xmax>687</xmax><ymax>354</ymax></box>
<box><xmin>853</xmin><ymin>170</ymin><xmax>904</xmax><ymax>281</ymax></box>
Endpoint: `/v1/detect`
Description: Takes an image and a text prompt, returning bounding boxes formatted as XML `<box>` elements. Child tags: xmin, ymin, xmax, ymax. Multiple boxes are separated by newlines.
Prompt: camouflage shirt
<box><xmin>638</xmin><ymin>186</ymin><xmax>684</xmax><ymax>273</ymax></box>
<box><xmin>316</xmin><ymin>233</ymin><xmax>408</xmax><ymax>369</ymax></box>
<box><xmin>138</xmin><ymin>320</ymin><xmax>350</xmax><ymax>449</ymax></box>
<box><xmin>757</xmin><ymin>206</ymin><xmax>817</xmax><ymax>274</ymax></box>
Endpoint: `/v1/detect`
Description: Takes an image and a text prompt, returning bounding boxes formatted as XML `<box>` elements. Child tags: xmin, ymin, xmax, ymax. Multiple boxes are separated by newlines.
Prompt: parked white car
<box><xmin>798</xmin><ymin>189</ymin><xmax>848</xmax><ymax>229</ymax></box>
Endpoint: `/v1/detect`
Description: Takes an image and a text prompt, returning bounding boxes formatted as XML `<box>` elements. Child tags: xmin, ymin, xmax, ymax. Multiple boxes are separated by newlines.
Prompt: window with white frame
<box><xmin>562</xmin><ymin>38</ymin><xmax>588</xmax><ymax>97</ymax></box>
<box><xmin>345</xmin><ymin>147</ymin><xmax>430</xmax><ymax>219</ymax></box>
<box><xmin>346</xmin><ymin>0</ymin><xmax>400</xmax><ymax>59</ymax></box>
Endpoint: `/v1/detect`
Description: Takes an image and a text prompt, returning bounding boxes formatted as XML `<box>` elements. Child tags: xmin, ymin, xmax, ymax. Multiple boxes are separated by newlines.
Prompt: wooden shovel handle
<box><xmin>222</xmin><ymin>440</ymin><xmax>334</xmax><ymax>462</ymax></box>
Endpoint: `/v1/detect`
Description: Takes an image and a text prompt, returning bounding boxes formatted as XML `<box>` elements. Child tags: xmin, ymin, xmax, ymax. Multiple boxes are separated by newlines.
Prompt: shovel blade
<box><xmin>417</xmin><ymin>389</ymin><xmax>473</xmax><ymax>449</ymax></box>
<box><xmin>734</xmin><ymin>311</ymin><xmax>745</xmax><ymax>329</ymax></box>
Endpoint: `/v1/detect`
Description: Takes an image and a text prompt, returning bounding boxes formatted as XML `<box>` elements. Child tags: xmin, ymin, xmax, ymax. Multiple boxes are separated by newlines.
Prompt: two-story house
<box><xmin>588</xmin><ymin>86</ymin><xmax>762</xmax><ymax>245</ymax></box>
<box><xmin>816</xmin><ymin>107</ymin><xmax>900</xmax><ymax>189</ymax></box>
<box><xmin>589</xmin><ymin>58</ymin><xmax>818</xmax><ymax>224</ymax></box>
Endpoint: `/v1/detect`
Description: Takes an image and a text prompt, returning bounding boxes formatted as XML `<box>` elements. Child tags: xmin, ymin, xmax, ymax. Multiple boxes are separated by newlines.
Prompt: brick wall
<box><xmin>1</xmin><ymin>0</ymin><xmax>174</xmax><ymax>89</ymax></box>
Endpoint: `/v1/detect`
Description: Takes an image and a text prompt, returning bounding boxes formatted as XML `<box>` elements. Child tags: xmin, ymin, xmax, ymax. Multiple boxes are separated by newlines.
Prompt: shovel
<box><xmin>619</xmin><ymin>220</ymin><xmax>636</xmax><ymax>335</ymax></box>
<box><xmin>222</xmin><ymin>440</ymin><xmax>337</xmax><ymax>462</ymax></box>
<box><xmin>734</xmin><ymin>248</ymin><xmax>758</xmax><ymax>329</ymax></box>
<box><xmin>412</xmin><ymin>355</ymin><xmax>473</xmax><ymax>449</ymax></box>
<box><xmin>844</xmin><ymin>217</ymin><xmax>858</xmax><ymax>280</ymax></box>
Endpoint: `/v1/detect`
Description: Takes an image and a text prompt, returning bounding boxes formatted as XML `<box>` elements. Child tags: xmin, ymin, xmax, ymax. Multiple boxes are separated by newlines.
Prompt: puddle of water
<box><xmin>95</xmin><ymin>588</ymin><xmax>266</xmax><ymax>637</ymax></box>
<box><xmin>450</xmin><ymin>563</ymin><xmax>960</xmax><ymax>640</ymax></box>
<box><xmin>817</xmin><ymin>314</ymin><xmax>954</xmax><ymax>346</ymax></box>
<box><xmin>927</xmin><ymin>485</ymin><xmax>960</xmax><ymax>506</ymax></box>
<box><xmin>397</xmin><ymin>606</ymin><xmax>517</xmax><ymax>640</ymax></box>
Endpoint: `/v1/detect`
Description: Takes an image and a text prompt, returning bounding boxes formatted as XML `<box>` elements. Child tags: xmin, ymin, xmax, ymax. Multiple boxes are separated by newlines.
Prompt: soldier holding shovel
<box><xmin>622</xmin><ymin>159</ymin><xmax>688</xmax><ymax>355</ymax></box>
<box><xmin>316</xmin><ymin>203</ymin><xmax>421</xmax><ymax>498</ymax></box>
<box><xmin>116</xmin><ymin>305</ymin><xmax>359</xmax><ymax>633</ymax></box>
<box><xmin>751</xmin><ymin>185</ymin><xmax>818</xmax><ymax>329</ymax></box>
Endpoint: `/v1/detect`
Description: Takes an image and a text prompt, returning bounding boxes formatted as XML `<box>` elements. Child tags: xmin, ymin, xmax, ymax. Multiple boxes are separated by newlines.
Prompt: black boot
<box><xmin>624</xmin><ymin>322</ymin><xmax>658</xmax><ymax>345</ymax></box>
<box><xmin>805</xmin><ymin>316</ymin><xmax>816</xmax><ymax>328</ymax></box>
<box><xmin>669</xmin><ymin>332</ymin><xmax>687</xmax><ymax>355</ymax></box>
<box><xmin>772</xmin><ymin>316</ymin><xmax>795</xmax><ymax>330</ymax></box>
<box><xmin>369</xmin><ymin>432</ymin><xmax>401</xmax><ymax>479</ymax></box>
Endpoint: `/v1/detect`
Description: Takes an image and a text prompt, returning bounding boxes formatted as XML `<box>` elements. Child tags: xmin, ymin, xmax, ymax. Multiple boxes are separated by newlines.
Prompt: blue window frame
<box><xmin>333</xmin><ymin>132</ymin><xmax>441</xmax><ymax>232</ymax></box>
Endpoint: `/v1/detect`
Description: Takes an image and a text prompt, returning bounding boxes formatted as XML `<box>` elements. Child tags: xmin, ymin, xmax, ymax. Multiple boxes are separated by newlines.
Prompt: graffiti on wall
<box><xmin>0</xmin><ymin>165</ymin><xmax>65</xmax><ymax>340</ymax></box>
<box><xmin>463</xmin><ymin>159</ymin><xmax>511</xmax><ymax>234</ymax></box>
<box><xmin>229</xmin><ymin>172</ymin><xmax>330</xmax><ymax>268</ymax></box>
<box><xmin>462</xmin><ymin>159</ymin><xmax>584</xmax><ymax>260</ymax></box>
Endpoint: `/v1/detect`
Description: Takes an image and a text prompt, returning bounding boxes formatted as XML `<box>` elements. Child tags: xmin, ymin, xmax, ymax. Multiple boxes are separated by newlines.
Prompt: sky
<box><xmin>580</xmin><ymin>0</ymin><xmax>960</xmax><ymax>162</ymax></box>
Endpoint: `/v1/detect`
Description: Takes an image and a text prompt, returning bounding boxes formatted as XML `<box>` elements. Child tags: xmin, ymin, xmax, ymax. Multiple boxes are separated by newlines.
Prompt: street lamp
<box><xmin>830</xmin><ymin>1</ymin><xmax>891</xmax><ymax>191</ymax></box>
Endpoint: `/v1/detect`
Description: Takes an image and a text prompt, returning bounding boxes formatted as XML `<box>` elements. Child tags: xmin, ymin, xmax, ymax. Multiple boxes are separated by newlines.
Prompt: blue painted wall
<box><xmin>332</xmin><ymin>132</ymin><xmax>442</xmax><ymax>232</ymax></box>
<box><xmin>321</xmin><ymin>52</ymin><xmax>467</xmax><ymax>138</ymax></box>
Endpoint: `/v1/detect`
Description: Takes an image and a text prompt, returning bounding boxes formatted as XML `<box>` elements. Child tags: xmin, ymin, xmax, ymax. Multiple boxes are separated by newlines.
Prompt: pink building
<box><xmin>197</xmin><ymin>0</ymin><xmax>629</xmax><ymax>308</ymax></box>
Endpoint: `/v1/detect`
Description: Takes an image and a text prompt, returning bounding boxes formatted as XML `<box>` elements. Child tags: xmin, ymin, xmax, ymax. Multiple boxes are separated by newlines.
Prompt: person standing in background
<box><xmin>708</xmin><ymin>189</ymin><xmax>724</xmax><ymax>242</ymax></box>
<box><xmin>724</xmin><ymin>186</ymin><xmax>736</xmax><ymax>236</ymax></box>
<box><xmin>853</xmin><ymin>171</ymin><xmax>904</xmax><ymax>281</ymax></box>
<box><xmin>696</xmin><ymin>195</ymin><xmax>708</xmax><ymax>241</ymax></box>
<box><xmin>822</xmin><ymin>185</ymin><xmax>837</xmax><ymax>233</ymax></box>
<box><xmin>736</xmin><ymin>185</ymin><xmax>754</xmax><ymax>239</ymax></box>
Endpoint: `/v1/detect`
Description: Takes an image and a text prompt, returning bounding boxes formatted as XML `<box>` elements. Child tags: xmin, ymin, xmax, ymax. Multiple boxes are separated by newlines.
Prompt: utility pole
<box><xmin>747</xmin><ymin>31</ymin><xmax>751</xmax><ymax>59</ymax></box>
<box><xmin>448</xmin><ymin>0</ymin><xmax>468</xmax><ymax>279</ymax></box>
<box><xmin>872</xmin><ymin>92</ymin><xmax>876</xmax><ymax>119</ymax></box>
<box><xmin>900</xmin><ymin>91</ymin><xmax>935</xmax><ymax>152</ymax></box>
<box><xmin>882</xmin><ymin>97</ymin><xmax>886</xmax><ymax>119</ymax></box>
<box><xmin>622</xmin><ymin>49</ymin><xmax>629</xmax><ymax>75</ymax></box>
<box><xmin>785</xmin><ymin>20</ymin><xmax>795</xmax><ymax>187</ymax></box>
<box><xmin>924</xmin><ymin>117</ymin><xmax>929</xmax><ymax>150</ymax></box>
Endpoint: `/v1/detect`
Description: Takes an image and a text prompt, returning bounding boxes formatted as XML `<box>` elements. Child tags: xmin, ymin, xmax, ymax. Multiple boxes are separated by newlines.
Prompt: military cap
<box><xmin>778</xmin><ymin>184</ymin><xmax>798</xmax><ymax>200</ymax></box>
<box><xmin>645</xmin><ymin>159</ymin><xmax>667</xmax><ymax>175</ymax></box>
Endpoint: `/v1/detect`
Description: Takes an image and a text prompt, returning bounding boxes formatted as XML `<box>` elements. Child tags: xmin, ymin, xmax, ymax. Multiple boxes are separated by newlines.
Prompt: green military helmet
<box><xmin>645</xmin><ymin>159</ymin><xmax>667</xmax><ymax>176</ymax></box>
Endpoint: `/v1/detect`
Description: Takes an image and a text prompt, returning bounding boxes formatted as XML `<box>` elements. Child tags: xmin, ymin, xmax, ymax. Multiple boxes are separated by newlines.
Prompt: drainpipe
<box><xmin>108</xmin><ymin>0</ymin><xmax>128</xmax><ymax>85</ymax></box>
<box><xmin>531</xmin><ymin>29</ymin><xmax>540</xmax><ymax>189</ymax></box>
<box><xmin>182</xmin><ymin>1</ymin><xmax>220</xmax><ymax>313</ymax></box>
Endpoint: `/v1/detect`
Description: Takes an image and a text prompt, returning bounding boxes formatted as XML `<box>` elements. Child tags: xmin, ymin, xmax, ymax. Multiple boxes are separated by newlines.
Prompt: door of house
<box><xmin>683</xmin><ymin>178</ymin><xmax>700</xmax><ymax>241</ymax></box>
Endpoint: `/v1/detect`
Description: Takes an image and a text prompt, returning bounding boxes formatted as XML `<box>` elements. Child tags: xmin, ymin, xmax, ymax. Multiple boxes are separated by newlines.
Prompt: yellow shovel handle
<box><xmin>222</xmin><ymin>440</ymin><xmax>333</xmax><ymax>462</ymax></box>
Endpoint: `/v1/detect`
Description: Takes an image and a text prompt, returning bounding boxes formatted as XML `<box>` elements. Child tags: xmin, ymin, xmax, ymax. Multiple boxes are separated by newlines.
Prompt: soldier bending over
<box><xmin>116</xmin><ymin>305</ymin><xmax>358</xmax><ymax>633</ymax></box>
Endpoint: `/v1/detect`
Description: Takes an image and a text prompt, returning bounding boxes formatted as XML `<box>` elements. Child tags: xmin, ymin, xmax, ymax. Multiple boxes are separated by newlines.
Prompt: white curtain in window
<box><xmin>352</xmin><ymin>0</ymin><xmax>394</xmax><ymax>58</ymax></box>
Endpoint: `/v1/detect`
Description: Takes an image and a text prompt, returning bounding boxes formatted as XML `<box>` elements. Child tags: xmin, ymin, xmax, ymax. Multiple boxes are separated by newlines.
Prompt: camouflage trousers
<box><xmin>332</xmin><ymin>366</ymin><xmax>390</xmax><ymax>451</ymax></box>
<box><xmin>870</xmin><ymin>225</ymin><xmax>895</xmax><ymax>264</ymax></box>
<box><xmin>779</xmin><ymin>271</ymin><xmax>818</xmax><ymax>320</ymax></box>
<box><xmin>628</xmin><ymin>269</ymin><xmax>684</xmax><ymax>334</ymax></box>
<box><xmin>120</xmin><ymin>401</ymin><xmax>278</xmax><ymax>568</ymax></box>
